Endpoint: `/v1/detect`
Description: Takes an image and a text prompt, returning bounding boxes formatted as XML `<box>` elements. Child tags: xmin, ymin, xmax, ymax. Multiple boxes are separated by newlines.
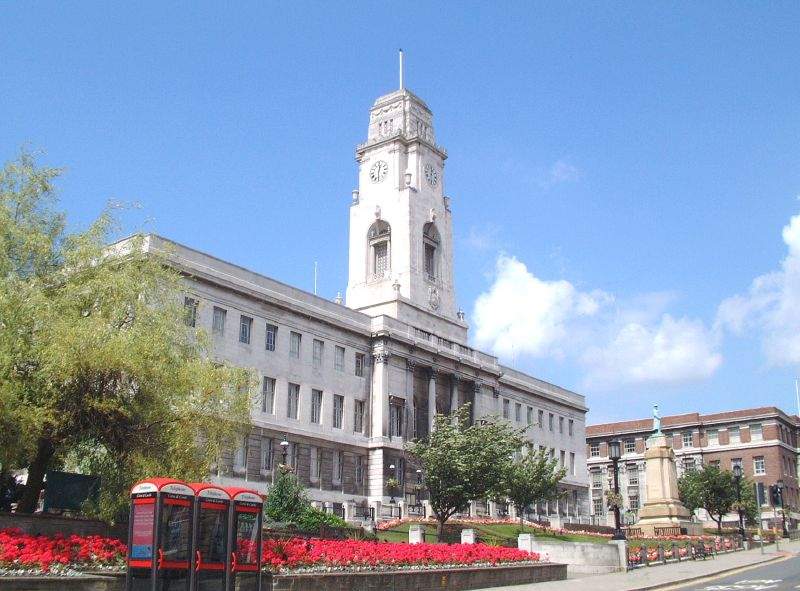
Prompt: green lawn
<box><xmin>376</xmin><ymin>521</ymin><xmax>609</xmax><ymax>545</ymax></box>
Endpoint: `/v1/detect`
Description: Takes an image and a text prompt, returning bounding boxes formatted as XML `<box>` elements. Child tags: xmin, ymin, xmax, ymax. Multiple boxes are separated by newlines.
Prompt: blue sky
<box><xmin>2</xmin><ymin>2</ymin><xmax>799</xmax><ymax>424</ymax></box>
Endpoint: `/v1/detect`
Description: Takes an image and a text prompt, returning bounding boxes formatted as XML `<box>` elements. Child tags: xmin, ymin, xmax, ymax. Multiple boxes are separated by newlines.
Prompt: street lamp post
<box><xmin>608</xmin><ymin>439</ymin><xmax>626</xmax><ymax>541</ymax></box>
<box><xmin>280</xmin><ymin>434</ymin><xmax>289</xmax><ymax>466</ymax></box>
<box><xmin>733</xmin><ymin>464</ymin><xmax>745</xmax><ymax>540</ymax></box>
<box><xmin>388</xmin><ymin>464</ymin><xmax>396</xmax><ymax>505</ymax></box>
<box><xmin>777</xmin><ymin>480</ymin><xmax>788</xmax><ymax>538</ymax></box>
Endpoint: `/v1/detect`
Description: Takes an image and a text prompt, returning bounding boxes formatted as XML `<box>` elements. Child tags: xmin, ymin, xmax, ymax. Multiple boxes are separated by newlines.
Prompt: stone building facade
<box><xmin>586</xmin><ymin>407</ymin><xmax>800</xmax><ymax>529</ymax></box>
<box><xmin>116</xmin><ymin>80</ymin><xmax>590</xmax><ymax>522</ymax></box>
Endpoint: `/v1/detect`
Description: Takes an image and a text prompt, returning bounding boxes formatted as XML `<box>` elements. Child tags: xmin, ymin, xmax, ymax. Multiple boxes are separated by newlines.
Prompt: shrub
<box><xmin>264</xmin><ymin>468</ymin><xmax>309</xmax><ymax>524</ymax></box>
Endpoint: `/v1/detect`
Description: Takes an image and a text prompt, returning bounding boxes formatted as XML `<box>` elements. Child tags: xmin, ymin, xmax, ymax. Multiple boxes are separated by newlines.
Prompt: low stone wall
<box><xmin>1</xmin><ymin>563</ymin><xmax>566</xmax><ymax>591</ymax></box>
<box><xmin>0</xmin><ymin>512</ymin><xmax>127</xmax><ymax>541</ymax></box>
<box><xmin>519</xmin><ymin>535</ymin><xmax>625</xmax><ymax>575</ymax></box>
<box><xmin>271</xmin><ymin>563</ymin><xmax>566</xmax><ymax>591</ymax></box>
<box><xmin>0</xmin><ymin>576</ymin><xmax>123</xmax><ymax>591</ymax></box>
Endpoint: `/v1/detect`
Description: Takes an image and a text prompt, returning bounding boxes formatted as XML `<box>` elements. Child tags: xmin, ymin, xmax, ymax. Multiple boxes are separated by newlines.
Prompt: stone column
<box><xmin>427</xmin><ymin>367</ymin><xmax>438</xmax><ymax>433</ymax></box>
<box><xmin>371</xmin><ymin>349</ymin><xmax>391</xmax><ymax>438</ymax></box>
<box><xmin>406</xmin><ymin>359</ymin><xmax>417</xmax><ymax>438</ymax></box>
<box><xmin>449</xmin><ymin>374</ymin><xmax>460</xmax><ymax>417</ymax></box>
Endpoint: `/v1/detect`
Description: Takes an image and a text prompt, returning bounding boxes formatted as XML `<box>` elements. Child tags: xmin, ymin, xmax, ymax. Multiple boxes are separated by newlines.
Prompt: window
<box><xmin>334</xmin><ymin>346</ymin><xmax>345</xmax><ymax>371</ymax></box>
<box><xmin>333</xmin><ymin>394</ymin><xmax>344</xmax><ymax>429</ymax></box>
<box><xmin>389</xmin><ymin>401</ymin><xmax>403</xmax><ymax>438</ymax></box>
<box><xmin>549</xmin><ymin>413</ymin><xmax>554</xmax><ymax>431</ymax></box>
<box><xmin>755</xmin><ymin>482</ymin><xmax>767</xmax><ymax>506</ymax></box>
<box><xmin>423</xmin><ymin>222</ymin><xmax>439</xmax><ymax>280</ymax></box>
<box><xmin>624</xmin><ymin>439</ymin><xmax>636</xmax><ymax>454</ymax></box>
<box><xmin>310</xmin><ymin>447</ymin><xmax>320</xmax><ymax>481</ymax></box>
<box><xmin>502</xmin><ymin>399</ymin><xmax>510</xmax><ymax>419</ymax></box>
<box><xmin>527</xmin><ymin>407</ymin><xmax>533</xmax><ymax>425</ymax></box>
<box><xmin>683</xmin><ymin>458</ymin><xmax>696</xmax><ymax>473</ymax></box>
<box><xmin>592</xmin><ymin>472</ymin><xmax>603</xmax><ymax>489</ymax></box>
<box><xmin>707</xmin><ymin>429</ymin><xmax>719</xmax><ymax>446</ymax></box>
<box><xmin>368</xmin><ymin>220</ymin><xmax>391</xmax><ymax>280</ymax></box>
<box><xmin>628</xmin><ymin>495</ymin><xmax>640</xmax><ymax>510</ymax></box>
<box><xmin>593</xmin><ymin>497</ymin><xmax>604</xmax><ymax>515</ymax></box>
<box><xmin>265</xmin><ymin>323</ymin><xmax>277</xmax><ymax>351</ymax></box>
<box><xmin>287</xmin><ymin>383</ymin><xmax>300</xmax><ymax>419</ymax></box>
<box><xmin>628</xmin><ymin>465</ymin><xmax>639</xmax><ymax>486</ymax></box>
<box><xmin>261</xmin><ymin>377</ymin><xmax>275</xmax><ymax>414</ymax></box>
<box><xmin>183</xmin><ymin>297</ymin><xmax>198</xmax><ymax>327</ymax></box>
<box><xmin>682</xmin><ymin>432</ymin><xmax>694</xmax><ymax>448</ymax></box>
<box><xmin>233</xmin><ymin>435</ymin><xmax>247</xmax><ymax>470</ymax></box>
<box><xmin>312</xmin><ymin>339</ymin><xmax>324</xmax><ymax>368</ymax></box>
<box><xmin>729</xmin><ymin>426</ymin><xmax>741</xmax><ymax>444</ymax></box>
<box><xmin>239</xmin><ymin>315</ymin><xmax>252</xmax><ymax>344</ymax></box>
<box><xmin>560</xmin><ymin>450</ymin><xmax>566</xmax><ymax>468</ymax></box>
<box><xmin>750</xmin><ymin>423</ymin><xmax>763</xmax><ymax>442</ymax></box>
<box><xmin>515</xmin><ymin>403</ymin><xmax>522</xmax><ymax>422</ymax></box>
<box><xmin>570</xmin><ymin>452</ymin><xmax>576</xmax><ymax>476</ymax></box>
<box><xmin>260</xmin><ymin>438</ymin><xmax>273</xmax><ymax>473</ymax></box>
<box><xmin>754</xmin><ymin>456</ymin><xmax>766</xmax><ymax>475</ymax></box>
<box><xmin>394</xmin><ymin>458</ymin><xmax>405</xmax><ymax>486</ymax></box>
<box><xmin>709</xmin><ymin>459</ymin><xmax>721</xmax><ymax>469</ymax></box>
<box><xmin>289</xmin><ymin>331</ymin><xmax>301</xmax><ymax>358</ymax></box>
<box><xmin>590</xmin><ymin>442</ymin><xmax>600</xmax><ymax>457</ymax></box>
<box><xmin>538</xmin><ymin>410</ymin><xmax>544</xmax><ymax>428</ymax></box>
<box><xmin>355</xmin><ymin>456</ymin><xmax>364</xmax><ymax>485</ymax></box>
<box><xmin>332</xmin><ymin>450</ymin><xmax>343</xmax><ymax>485</ymax></box>
<box><xmin>311</xmin><ymin>389</ymin><xmax>323</xmax><ymax>424</ymax></box>
<box><xmin>212</xmin><ymin>306</ymin><xmax>226</xmax><ymax>335</ymax></box>
<box><xmin>354</xmin><ymin>400</ymin><xmax>365</xmax><ymax>433</ymax></box>
<box><xmin>569</xmin><ymin>419</ymin><xmax>574</xmax><ymax>437</ymax></box>
<box><xmin>731</xmin><ymin>457</ymin><xmax>742</xmax><ymax>471</ymax></box>
<box><xmin>355</xmin><ymin>353</ymin><xmax>365</xmax><ymax>377</ymax></box>
<box><xmin>559</xmin><ymin>417</ymin><xmax>564</xmax><ymax>434</ymax></box>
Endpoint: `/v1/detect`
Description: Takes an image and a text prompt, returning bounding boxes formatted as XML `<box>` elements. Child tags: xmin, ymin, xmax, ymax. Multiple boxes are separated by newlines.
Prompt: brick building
<box><xmin>586</xmin><ymin>407</ymin><xmax>800</xmax><ymax>529</ymax></box>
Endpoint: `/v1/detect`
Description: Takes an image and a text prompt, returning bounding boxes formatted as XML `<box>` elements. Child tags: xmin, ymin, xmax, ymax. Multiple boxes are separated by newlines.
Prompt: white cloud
<box><xmin>717</xmin><ymin>212</ymin><xmax>800</xmax><ymax>366</ymax></box>
<box><xmin>472</xmin><ymin>255</ymin><xmax>610</xmax><ymax>360</ymax></box>
<box><xmin>537</xmin><ymin>159</ymin><xmax>581</xmax><ymax>189</ymax></box>
<box><xmin>581</xmin><ymin>315</ymin><xmax>722</xmax><ymax>388</ymax></box>
<box><xmin>472</xmin><ymin>255</ymin><xmax>722</xmax><ymax>389</ymax></box>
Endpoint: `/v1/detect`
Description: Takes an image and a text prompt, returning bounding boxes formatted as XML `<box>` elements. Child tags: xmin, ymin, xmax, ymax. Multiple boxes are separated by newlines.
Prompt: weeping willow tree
<box><xmin>0</xmin><ymin>151</ymin><xmax>253</xmax><ymax>520</ymax></box>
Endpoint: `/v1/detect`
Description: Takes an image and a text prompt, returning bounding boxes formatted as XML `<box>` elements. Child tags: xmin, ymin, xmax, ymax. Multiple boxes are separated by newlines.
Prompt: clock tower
<box><xmin>346</xmin><ymin>72</ymin><xmax>467</xmax><ymax>342</ymax></box>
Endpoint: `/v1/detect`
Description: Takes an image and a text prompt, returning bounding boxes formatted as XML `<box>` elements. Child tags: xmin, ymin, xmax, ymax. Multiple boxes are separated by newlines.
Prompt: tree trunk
<box><xmin>16</xmin><ymin>437</ymin><xmax>55</xmax><ymax>513</ymax></box>
<box><xmin>712</xmin><ymin>515</ymin><xmax>722</xmax><ymax>533</ymax></box>
<box><xmin>436</xmin><ymin>518</ymin><xmax>446</xmax><ymax>542</ymax></box>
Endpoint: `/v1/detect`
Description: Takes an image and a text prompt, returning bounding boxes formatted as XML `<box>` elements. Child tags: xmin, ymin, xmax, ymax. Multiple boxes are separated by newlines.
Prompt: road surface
<box><xmin>672</xmin><ymin>555</ymin><xmax>800</xmax><ymax>590</ymax></box>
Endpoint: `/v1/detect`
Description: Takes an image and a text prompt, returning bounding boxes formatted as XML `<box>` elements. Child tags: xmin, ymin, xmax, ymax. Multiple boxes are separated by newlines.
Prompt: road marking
<box><xmin>702</xmin><ymin>582</ymin><xmax>780</xmax><ymax>590</ymax></box>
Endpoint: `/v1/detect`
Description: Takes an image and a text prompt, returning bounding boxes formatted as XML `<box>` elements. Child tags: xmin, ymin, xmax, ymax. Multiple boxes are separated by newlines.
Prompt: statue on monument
<box><xmin>652</xmin><ymin>404</ymin><xmax>662</xmax><ymax>435</ymax></box>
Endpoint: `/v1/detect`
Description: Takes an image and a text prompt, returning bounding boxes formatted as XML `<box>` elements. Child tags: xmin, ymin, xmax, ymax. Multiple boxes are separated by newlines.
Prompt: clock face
<box><xmin>370</xmin><ymin>160</ymin><xmax>388</xmax><ymax>183</ymax></box>
<box><xmin>424</xmin><ymin>163</ymin><xmax>439</xmax><ymax>187</ymax></box>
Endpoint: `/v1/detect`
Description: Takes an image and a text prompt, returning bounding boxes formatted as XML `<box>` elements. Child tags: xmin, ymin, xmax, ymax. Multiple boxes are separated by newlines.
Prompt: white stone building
<box><xmin>117</xmin><ymin>80</ymin><xmax>590</xmax><ymax>523</ymax></box>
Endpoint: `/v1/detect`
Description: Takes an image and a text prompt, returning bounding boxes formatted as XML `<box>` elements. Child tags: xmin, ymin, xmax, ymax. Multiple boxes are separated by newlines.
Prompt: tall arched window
<box><xmin>368</xmin><ymin>220</ymin><xmax>391</xmax><ymax>280</ymax></box>
<box><xmin>423</xmin><ymin>222</ymin><xmax>440</xmax><ymax>281</ymax></box>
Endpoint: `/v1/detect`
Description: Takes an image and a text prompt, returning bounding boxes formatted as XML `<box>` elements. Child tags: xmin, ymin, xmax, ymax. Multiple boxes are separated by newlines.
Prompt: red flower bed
<box><xmin>0</xmin><ymin>528</ymin><xmax>126</xmax><ymax>573</ymax></box>
<box><xmin>261</xmin><ymin>538</ymin><xmax>539</xmax><ymax>573</ymax></box>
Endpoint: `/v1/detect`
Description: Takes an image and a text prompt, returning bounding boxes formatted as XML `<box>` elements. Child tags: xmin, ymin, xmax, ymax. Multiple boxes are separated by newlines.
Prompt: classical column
<box><xmin>406</xmin><ymin>359</ymin><xmax>417</xmax><ymax>438</ymax></box>
<box><xmin>449</xmin><ymin>374</ymin><xmax>460</xmax><ymax>417</ymax></box>
<box><xmin>371</xmin><ymin>349</ymin><xmax>391</xmax><ymax>438</ymax></box>
<box><xmin>427</xmin><ymin>367</ymin><xmax>438</xmax><ymax>433</ymax></box>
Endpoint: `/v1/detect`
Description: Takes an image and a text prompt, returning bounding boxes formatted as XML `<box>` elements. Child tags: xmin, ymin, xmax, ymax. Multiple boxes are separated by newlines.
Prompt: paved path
<box><xmin>477</xmin><ymin>540</ymin><xmax>800</xmax><ymax>591</ymax></box>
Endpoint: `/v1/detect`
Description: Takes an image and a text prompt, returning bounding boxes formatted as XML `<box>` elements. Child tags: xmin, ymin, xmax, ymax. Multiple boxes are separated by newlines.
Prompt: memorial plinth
<box><xmin>636</xmin><ymin>434</ymin><xmax>703</xmax><ymax>536</ymax></box>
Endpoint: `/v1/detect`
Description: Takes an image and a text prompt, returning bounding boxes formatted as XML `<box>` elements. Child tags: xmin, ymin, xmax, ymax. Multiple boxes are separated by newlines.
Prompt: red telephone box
<box><xmin>126</xmin><ymin>478</ymin><xmax>195</xmax><ymax>591</ymax></box>
<box><xmin>188</xmin><ymin>483</ymin><xmax>231</xmax><ymax>591</ymax></box>
<box><xmin>224</xmin><ymin>487</ymin><xmax>263</xmax><ymax>591</ymax></box>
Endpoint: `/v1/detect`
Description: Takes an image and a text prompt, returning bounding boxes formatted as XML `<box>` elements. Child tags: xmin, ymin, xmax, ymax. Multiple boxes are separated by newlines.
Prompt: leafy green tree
<box><xmin>496</xmin><ymin>447</ymin><xmax>566</xmax><ymax>531</ymax></box>
<box><xmin>678</xmin><ymin>465</ymin><xmax>757</xmax><ymax>531</ymax></box>
<box><xmin>264</xmin><ymin>467</ymin><xmax>346</xmax><ymax>530</ymax></box>
<box><xmin>0</xmin><ymin>152</ymin><xmax>252</xmax><ymax>518</ymax></box>
<box><xmin>407</xmin><ymin>404</ymin><xmax>525</xmax><ymax>541</ymax></box>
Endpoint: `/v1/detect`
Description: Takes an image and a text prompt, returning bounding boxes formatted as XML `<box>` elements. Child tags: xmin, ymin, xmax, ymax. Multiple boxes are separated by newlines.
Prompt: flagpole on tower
<box><xmin>399</xmin><ymin>49</ymin><xmax>404</xmax><ymax>90</ymax></box>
